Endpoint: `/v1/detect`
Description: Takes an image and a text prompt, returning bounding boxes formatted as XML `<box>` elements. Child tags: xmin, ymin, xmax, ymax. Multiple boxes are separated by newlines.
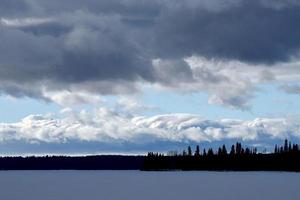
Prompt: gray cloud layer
<box><xmin>1</xmin><ymin>0</ymin><xmax>300</xmax><ymax>108</ymax></box>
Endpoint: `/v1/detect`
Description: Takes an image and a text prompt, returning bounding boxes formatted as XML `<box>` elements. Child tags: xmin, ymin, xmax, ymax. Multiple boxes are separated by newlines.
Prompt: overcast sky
<box><xmin>1</xmin><ymin>0</ymin><xmax>300</xmax><ymax>154</ymax></box>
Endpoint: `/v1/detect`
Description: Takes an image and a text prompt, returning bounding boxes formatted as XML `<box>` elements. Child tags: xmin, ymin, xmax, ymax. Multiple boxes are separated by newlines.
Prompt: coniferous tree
<box><xmin>284</xmin><ymin>139</ymin><xmax>288</xmax><ymax>152</ymax></box>
<box><xmin>274</xmin><ymin>145</ymin><xmax>278</xmax><ymax>154</ymax></box>
<box><xmin>207</xmin><ymin>148</ymin><xmax>214</xmax><ymax>156</ymax></box>
<box><xmin>222</xmin><ymin>145</ymin><xmax>227</xmax><ymax>156</ymax></box>
<box><xmin>203</xmin><ymin>148</ymin><xmax>207</xmax><ymax>156</ymax></box>
<box><xmin>236</xmin><ymin>142</ymin><xmax>242</xmax><ymax>154</ymax></box>
<box><xmin>230</xmin><ymin>145</ymin><xmax>235</xmax><ymax>155</ymax></box>
<box><xmin>218</xmin><ymin>147</ymin><xmax>222</xmax><ymax>156</ymax></box>
<box><xmin>288</xmin><ymin>142</ymin><xmax>292</xmax><ymax>152</ymax></box>
<box><xmin>245</xmin><ymin>147</ymin><xmax>250</xmax><ymax>155</ymax></box>
<box><xmin>253</xmin><ymin>147</ymin><xmax>257</xmax><ymax>154</ymax></box>
<box><xmin>280</xmin><ymin>146</ymin><xmax>284</xmax><ymax>154</ymax></box>
<box><xmin>188</xmin><ymin>146</ymin><xmax>192</xmax><ymax>156</ymax></box>
<box><xmin>195</xmin><ymin>145</ymin><xmax>200</xmax><ymax>157</ymax></box>
<box><xmin>241</xmin><ymin>148</ymin><xmax>245</xmax><ymax>155</ymax></box>
<box><xmin>235</xmin><ymin>142</ymin><xmax>239</xmax><ymax>154</ymax></box>
<box><xmin>294</xmin><ymin>144</ymin><xmax>299</xmax><ymax>152</ymax></box>
<box><xmin>222</xmin><ymin>145</ymin><xmax>227</xmax><ymax>155</ymax></box>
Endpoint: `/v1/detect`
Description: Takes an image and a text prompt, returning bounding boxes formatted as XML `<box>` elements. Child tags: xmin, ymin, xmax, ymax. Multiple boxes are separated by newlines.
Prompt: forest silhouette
<box><xmin>142</xmin><ymin>139</ymin><xmax>300</xmax><ymax>171</ymax></box>
<box><xmin>0</xmin><ymin>140</ymin><xmax>299</xmax><ymax>171</ymax></box>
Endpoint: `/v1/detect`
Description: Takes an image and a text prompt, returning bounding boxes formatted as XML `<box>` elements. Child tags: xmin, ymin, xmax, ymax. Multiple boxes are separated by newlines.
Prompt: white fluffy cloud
<box><xmin>0</xmin><ymin>108</ymin><xmax>299</xmax><ymax>148</ymax></box>
<box><xmin>146</xmin><ymin>56</ymin><xmax>300</xmax><ymax>109</ymax></box>
<box><xmin>43</xmin><ymin>91</ymin><xmax>103</xmax><ymax>106</ymax></box>
<box><xmin>115</xmin><ymin>97</ymin><xmax>158</xmax><ymax>115</ymax></box>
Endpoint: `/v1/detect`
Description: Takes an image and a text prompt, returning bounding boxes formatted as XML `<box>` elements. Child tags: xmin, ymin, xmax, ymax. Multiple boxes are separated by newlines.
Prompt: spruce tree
<box><xmin>195</xmin><ymin>145</ymin><xmax>200</xmax><ymax>157</ymax></box>
<box><xmin>188</xmin><ymin>146</ymin><xmax>192</xmax><ymax>156</ymax></box>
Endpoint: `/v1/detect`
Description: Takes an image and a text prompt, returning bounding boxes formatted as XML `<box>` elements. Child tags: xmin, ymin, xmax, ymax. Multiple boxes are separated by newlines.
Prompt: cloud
<box><xmin>1</xmin><ymin>0</ymin><xmax>300</xmax><ymax>109</ymax></box>
<box><xmin>0</xmin><ymin>108</ymin><xmax>299</xmax><ymax>153</ymax></box>
<box><xmin>151</xmin><ymin>56</ymin><xmax>300</xmax><ymax>109</ymax></box>
<box><xmin>280</xmin><ymin>84</ymin><xmax>300</xmax><ymax>94</ymax></box>
<box><xmin>152</xmin><ymin>0</ymin><xmax>300</xmax><ymax>63</ymax></box>
<box><xmin>0</xmin><ymin>17</ymin><xmax>53</xmax><ymax>27</ymax></box>
<box><xmin>115</xmin><ymin>97</ymin><xmax>158</xmax><ymax>115</ymax></box>
<box><xmin>43</xmin><ymin>91</ymin><xmax>103</xmax><ymax>107</ymax></box>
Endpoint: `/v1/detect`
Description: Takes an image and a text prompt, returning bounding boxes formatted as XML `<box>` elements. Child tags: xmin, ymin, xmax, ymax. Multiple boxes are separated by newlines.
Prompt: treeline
<box><xmin>0</xmin><ymin>155</ymin><xmax>144</xmax><ymax>170</ymax></box>
<box><xmin>150</xmin><ymin>142</ymin><xmax>258</xmax><ymax>157</ymax></box>
<box><xmin>142</xmin><ymin>140</ymin><xmax>300</xmax><ymax>171</ymax></box>
<box><xmin>0</xmin><ymin>140</ymin><xmax>299</xmax><ymax>171</ymax></box>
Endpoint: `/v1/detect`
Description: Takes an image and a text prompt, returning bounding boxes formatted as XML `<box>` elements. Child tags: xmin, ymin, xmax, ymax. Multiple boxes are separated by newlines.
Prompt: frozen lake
<box><xmin>0</xmin><ymin>171</ymin><xmax>299</xmax><ymax>200</ymax></box>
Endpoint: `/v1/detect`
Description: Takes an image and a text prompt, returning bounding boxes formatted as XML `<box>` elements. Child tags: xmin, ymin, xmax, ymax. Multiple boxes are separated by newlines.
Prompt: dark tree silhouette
<box><xmin>188</xmin><ymin>146</ymin><xmax>192</xmax><ymax>156</ymax></box>
<box><xmin>274</xmin><ymin>145</ymin><xmax>278</xmax><ymax>154</ymax></box>
<box><xmin>284</xmin><ymin>139</ymin><xmax>288</xmax><ymax>152</ymax></box>
<box><xmin>280</xmin><ymin>146</ymin><xmax>284</xmax><ymax>154</ymax></box>
<box><xmin>245</xmin><ymin>147</ymin><xmax>249</xmax><ymax>155</ymax></box>
<box><xmin>230</xmin><ymin>145</ymin><xmax>235</xmax><ymax>155</ymax></box>
<box><xmin>222</xmin><ymin>145</ymin><xmax>227</xmax><ymax>156</ymax></box>
<box><xmin>142</xmin><ymin>139</ymin><xmax>300</xmax><ymax>171</ymax></box>
<box><xmin>236</xmin><ymin>142</ymin><xmax>242</xmax><ymax>155</ymax></box>
<box><xmin>207</xmin><ymin>148</ymin><xmax>214</xmax><ymax>156</ymax></box>
<box><xmin>218</xmin><ymin>147</ymin><xmax>222</xmax><ymax>156</ymax></box>
<box><xmin>0</xmin><ymin>139</ymin><xmax>299</xmax><ymax>171</ymax></box>
<box><xmin>195</xmin><ymin>145</ymin><xmax>200</xmax><ymax>157</ymax></box>
<box><xmin>203</xmin><ymin>149</ymin><xmax>207</xmax><ymax>156</ymax></box>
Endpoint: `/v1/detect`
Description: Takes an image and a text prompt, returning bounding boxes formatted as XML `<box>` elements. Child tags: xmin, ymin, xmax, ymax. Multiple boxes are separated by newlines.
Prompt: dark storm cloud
<box><xmin>0</xmin><ymin>13</ymin><xmax>154</xmax><ymax>86</ymax></box>
<box><xmin>1</xmin><ymin>0</ymin><xmax>300</xmax><ymax>108</ymax></box>
<box><xmin>20</xmin><ymin>22</ymin><xmax>72</xmax><ymax>37</ymax></box>
<box><xmin>152</xmin><ymin>1</ymin><xmax>300</xmax><ymax>63</ymax></box>
<box><xmin>0</xmin><ymin>0</ymin><xmax>31</xmax><ymax>17</ymax></box>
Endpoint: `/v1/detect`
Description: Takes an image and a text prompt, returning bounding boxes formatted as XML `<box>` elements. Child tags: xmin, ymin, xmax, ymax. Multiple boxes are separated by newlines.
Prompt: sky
<box><xmin>1</xmin><ymin>0</ymin><xmax>300</xmax><ymax>154</ymax></box>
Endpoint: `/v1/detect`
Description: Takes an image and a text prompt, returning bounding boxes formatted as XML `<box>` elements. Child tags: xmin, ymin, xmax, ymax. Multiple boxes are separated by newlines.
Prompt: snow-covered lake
<box><xmin>0</xmin><ymin>171</ymin><xmax>298</xmax><ymax>200</ymax></box>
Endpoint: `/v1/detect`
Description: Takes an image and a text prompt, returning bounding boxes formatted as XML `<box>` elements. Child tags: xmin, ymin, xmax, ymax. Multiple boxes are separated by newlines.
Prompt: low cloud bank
<box><xmin>0</xmin><ymin>108</ymin><xmax>299</xmax><ymax>153</ymax></box>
